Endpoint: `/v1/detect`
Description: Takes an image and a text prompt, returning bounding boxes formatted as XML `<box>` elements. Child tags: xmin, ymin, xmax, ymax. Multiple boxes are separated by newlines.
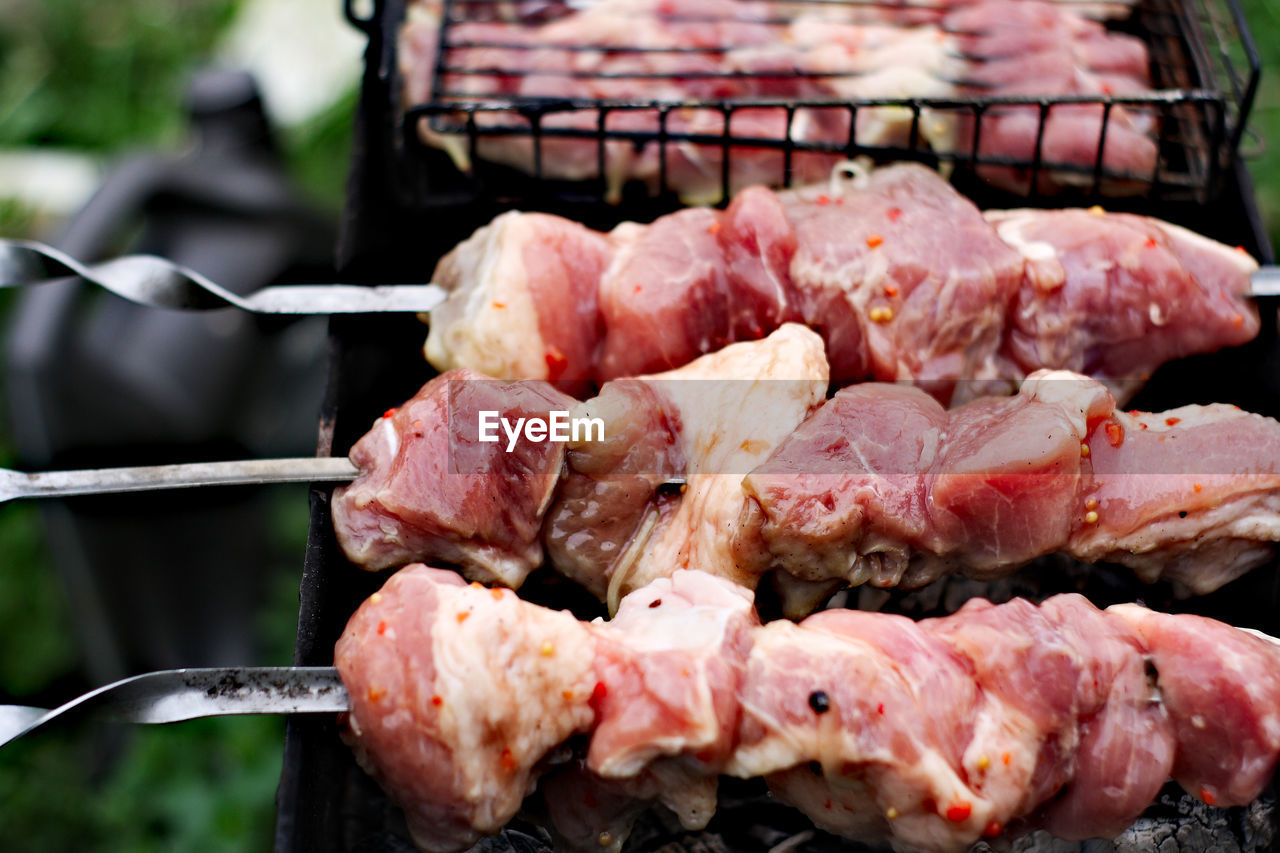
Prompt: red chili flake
<box><xmin>376</xmin><ymin>621</ymin><xmax>387</xmax><ymax>636</ymax></box>
<box><xmin>1165</xmin><ymin>417</ymin><xmax>1181</xmax><ymax>426</ymax></box>
<box><xmin>1128</xmin><ymin>409</ymin><xmax>1141</xmax><ymax>416</ymax></box>
<box><xmin>816</xmin><ymin>194</ymin><xmax>831</xmax><ymax>206</ymax></box>
<box><xmin>367</xmin><ymin>687</ymin><xmax>386</xmax><ymax>703</ymax></box>
<box><xmin>824</xmin><ymin>799</ymin><xmax>833</xmax><ymax>810</ymax></box>
<box><xmin>1101</xmin><ymin>83</ymin><xmax>1114</xmax><ymax>95</ymax></box>
<box><xmin>545</xmin><ymin>347</ymin><xmax>568</xmax><ymax>378</ymax></box>
<box><xmin>1194</xmin><ymin>483</ymin><xmax>1203</xmax><ymax>493</ymax></box>
<box><xmin>500</xmin><ymin>748</ymin><xmax>517</xmax><ymax>772</ymax></box>
<box><xmin>983</xmin><ymin>821</ymin><xmax>1003</xmax><ymax>838</ymax></box>
<box><xmin>490</xmin><ymin>588</ymin><xmax>504</xmax><ymax>601</ymax></box>
<box><xmin>1105</xmin><ymin>421</ymin><xmax>1125</xmax><ymax>448</ymax></box>
<box><xmin>887</xmin><ymin>207</ymin><xmax>903</xmax><ymax>222</ymax></box>
<box><xmin>1001</xmin><ymin>752</ymin><xmax>1011</xmax><ymax>766</ymax></box>
<box><xmin>866</xmin><ymin>234</ymin><xmax>884</xmax><ymax>248</ymax></box>
<box><xmin>707</xmin><ymin>221</ymin><xmax>722</xmax><ymax>235</ymax></box>
<box><xmin>381</xmin><ymin>407</ymin><xmax>398</xmax><ymax>420</ymax></box>
<box><xmin>1236</xmin><ymin>245</ymin><xmax>1249</xmax><ymax>254</ymax></box>
<box><xmin>589</xmin><ymin>681</ymin><xmax>608</xmax><ymax>711</ymax></box>
<box><xmin>492</xmin><ymin>301</ymin><xmax>506</xmax><ymax>309</ymax></box>
<box><xmin>633</xmin><ymin>285</ymin><xmax>642</xmax><ymax>294</ymax></box>
<box><xmin>1144</xmin><ymin>237</ymin><xmax>1158</xmax><ymax>249</ymax></box>
<box><xmin>456</xmin><ymin>612</ymin><xmax>470</xmax><ymax>623</ymax></box>
<box><xmin>1232</xmin><ymin>313</ymin><xmax>1245</xmax><ymax>328</ymax></box>
<box><xmin>1200</xmin><ymin>787</ymin><xmax>1216</xmax><ymax>806</ymax></box>
<box><xmin>834</xmin><ymin>197</ymin><xmax>845</xmax><ymax>205</ymax></box>
<box><xmin>431</xmin><ymin>695</ymin><xmax>443</xmax><ymax>707</ymax></box>
<box><xmin>1140</xmin><ymin>422</ymin><xmax>1148</xmax><ymax>430</ymax></box>
<box><xmin>877</xmin><ymin>703</ymin><xmax>885</xmax><ymax>715</ymax></box>
<box><xmin>584</xmin><ymin>792</ymin><xmax>598</xmax><ymax>809</ymax></box>
<box><xmin>562</xmin><ymin>690</ymin><xmax>574</xmax><ymax>701</ymax></box>
<box><xmin>945</xmin><ymin>801</ymin><xmax>972</xmax><ymax>823</ymax></box>
<box><xmin>884</xmin><ymin>285</ymin><xmax>899</xmax><ymax>297</ymax></box>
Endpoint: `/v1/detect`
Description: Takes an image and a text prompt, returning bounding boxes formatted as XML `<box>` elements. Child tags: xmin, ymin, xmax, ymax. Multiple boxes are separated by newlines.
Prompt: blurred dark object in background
<box><xmin>4</xmin><ymin>68</ymin><xmax>333</xmax><ymax>688</ymax></box>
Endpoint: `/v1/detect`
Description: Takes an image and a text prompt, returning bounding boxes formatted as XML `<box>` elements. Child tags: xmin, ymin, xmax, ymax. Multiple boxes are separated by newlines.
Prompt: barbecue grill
<box><xmin>274</xmin><ymin>0</ymin><xmax>1280</xmax><ymax>850</ymax></box>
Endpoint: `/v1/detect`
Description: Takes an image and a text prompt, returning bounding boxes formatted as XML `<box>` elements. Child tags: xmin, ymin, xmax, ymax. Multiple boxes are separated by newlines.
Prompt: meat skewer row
<box><xmin>332</xmin><ymin>327</ymin><xmax>1280</xmax><ymax>611</ymax></box>
<box><xmin>336</xmin><ymin>565</ymin><xmax>1280</xmax><ymax>853</ymax></box>
<box><xmin>424</xmin><ymin>163</ymin><xmax>1259</xmax><ymax>403</ymax></box>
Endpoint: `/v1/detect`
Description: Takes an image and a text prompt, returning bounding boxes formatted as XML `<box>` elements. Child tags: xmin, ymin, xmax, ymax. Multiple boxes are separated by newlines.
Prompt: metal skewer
<box><xmin>0</xmin><ymin>667</ymin><xmax>348</xmax><ymax>750</ymax></box>
<box><xmin>4</xmin><ymin>238</ymin><xmax>1278</xmax><ymax>309</ymax></box>
<box><xmin>1249</xmin><ymin>266</ymin><xmax>1280</xmax><ymax>298</ymax></box>
<box><xmin>0</xmin><ymin>457</ymin><xmax>685</xmax><ymax>504</ymax></box>
<box><xmin>0</xmin><ymin>239</ymin><xmax>448</xmax><ymax>314</ymax></box>
<box><xmin>2</xmin><ymin>618</ymin><xmax>1276</xmax><ymax>750</ymax></box>
<box><xmin>0</xmin><ymin>457</ymin><xmax>359</xmax><ymax>504</ymax></box>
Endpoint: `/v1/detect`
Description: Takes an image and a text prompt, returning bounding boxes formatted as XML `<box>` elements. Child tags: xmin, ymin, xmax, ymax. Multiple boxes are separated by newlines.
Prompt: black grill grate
<box><xmin>277</xmin><ymin>3</ymin><xmax>1280</xmax><ymax>850</ymax></box>
<box><xmin>371</xmin><ymin>0</ymin><xmax>1259</xmax><ymax>207</ymax></box>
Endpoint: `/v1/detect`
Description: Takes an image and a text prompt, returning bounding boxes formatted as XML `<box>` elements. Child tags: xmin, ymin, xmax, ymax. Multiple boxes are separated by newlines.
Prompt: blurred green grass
<box><xmin>1240</xmin><ymin>0</ymin><xmax>1280</xmax><ymax>249</ymax></box>
<box><xmin>0</xmin><ymin>0</ymin><xmax>241</xmax><ymax>150</ymax></box>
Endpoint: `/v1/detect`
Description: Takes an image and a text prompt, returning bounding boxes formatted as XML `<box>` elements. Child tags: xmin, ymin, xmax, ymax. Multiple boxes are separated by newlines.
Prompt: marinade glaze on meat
<box><xmin>424</xmin><ymin>165</ymin><xmax>1258</xmax><ymax>402</ymax></box>
<box><xmin>336</xmin><ymin>567</ymin><xmax>1280</xmax><ymax>853</ymax></box>
<box><xmin>334</xmin><ymin>334</ymin><xmax>1280</xmax><ymax>601</ymax></box>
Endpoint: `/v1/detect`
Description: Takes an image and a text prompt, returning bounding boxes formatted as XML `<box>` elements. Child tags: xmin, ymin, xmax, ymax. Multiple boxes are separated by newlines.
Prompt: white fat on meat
<box><xmin>334</xmin><ymin>567</ymin><xmax>598</xmax><ymax>853</ymax></box>
<box><xmin>607</xmin><ymin>324</ymin><xmax>828</xmax><ymax>606</ymax></box>
<box><xmin>425</xmin><ymin>210</ymin><xmax>611</xmax><ymax>386</ymax></box>
<box><xmin>546</xmin><ymin>571</ymin><xmax>758</xmax><ymax>850</ymax></box>
<box><xmin>425</xmin><ymin>212</ymin><xmax>551</xmax><ymax>380</ymax></box>
<box><xmin>1070</xmin><ymin>404</ymin><xmax>1280</xmax><ymax>594</ymax></box>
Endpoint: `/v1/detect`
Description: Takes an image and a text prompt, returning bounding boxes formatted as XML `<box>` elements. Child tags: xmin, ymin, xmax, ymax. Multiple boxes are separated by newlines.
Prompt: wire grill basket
<box><xmin>354</xmin><ymin>0</ymin><xmax>1260</xmax><ymax>208</ymax></box>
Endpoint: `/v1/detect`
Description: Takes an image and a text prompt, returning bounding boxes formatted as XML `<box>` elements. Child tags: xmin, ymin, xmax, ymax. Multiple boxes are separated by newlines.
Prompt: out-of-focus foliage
<box><xmin>0</xmin><ymin>715</ymin><xmax>284</xmax><ymax>853</ymax></box>
<box><xmin>0</xmin><ymin>0</ymin><xmax>242</xmax><ymax>149</ymax></box>
<box><xmin>1240</xmin><ymin>0</ymin><xmax>1280</xmax><ymax>249</ymax></box>
<box><xmin>0</xmin><ymin>0</ymin><xmax>345</xmax><ymax>849</ymax></box>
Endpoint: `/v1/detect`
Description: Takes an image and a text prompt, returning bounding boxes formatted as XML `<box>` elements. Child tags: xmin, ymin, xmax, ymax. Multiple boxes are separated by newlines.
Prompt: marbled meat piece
<box><xmin>778</xmin><ymin>163</ymin><xmax>1026</xmax><ymax>392</ymax></box>
<box><xmin>544</xmin><ymin>571</ymin><xmax>759</xmax><ymax>851</ymax></box>
<box><xmin>989</xmin><ymin>207</ymin><xmax>1260</xmax><ymax>402</ymax></box>
<box><xmin>739</xmin><ymin>369</ymin><xmax>1280</xmax><ymax>595</ymax></box>
<box><xmin>1073</xmin><ymin>403</ymin><xmax>1280</xmax><ymax>593</ymax></box>
<box><xmin>545</xmin><ymin>325</ymin><xmax>828</xmax><ymax>608</ymax></box>
<box><xmin>424</xmin><ymin>210</ymin><xmax>612</xmax><ymax>390</ymax></box>
<box><xmin>597</xmin><ymin>208</ymin><xmax>733</xmax><ymax>380</ymax></box>
<box><xmin>335</xmin><ymin>566</ymin><xmax>598</xmax><ymax>853</ymax></box>
<box><xmin>331</xmin><ymin>369</ymin><xmax>574</xmax><ymax>585</ymax></box>
<box><xmin>1109</xmin><ymin>604</ymin><xmax>1280</xmax><ymax>807</ymax></box>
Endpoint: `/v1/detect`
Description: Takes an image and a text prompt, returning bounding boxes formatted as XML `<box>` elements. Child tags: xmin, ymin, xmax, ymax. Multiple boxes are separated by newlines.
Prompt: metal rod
<box><xmin>0</xmin><ymin>667</ymin><xmax>348</xmax><ymax>750</ymax></box>
<box><xmin>1248</xmin><ymin>266</ymin><xmax>1280</xmax><ymax>298</ymax></box>
<box><xmin>0</xmin><ymin>240</ymin><xmax>448</xmax><ymax>314</ymax></box>
<box><xmin>0</xmin><ymin>458</ymin><xmax>359</xmax><ymax>505</ymax></box>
